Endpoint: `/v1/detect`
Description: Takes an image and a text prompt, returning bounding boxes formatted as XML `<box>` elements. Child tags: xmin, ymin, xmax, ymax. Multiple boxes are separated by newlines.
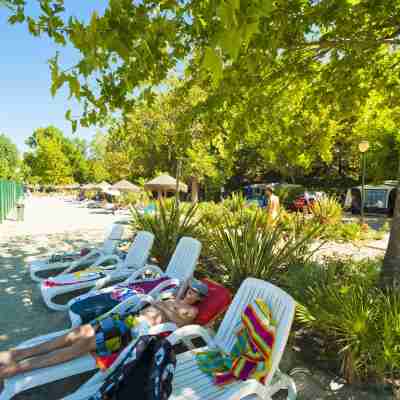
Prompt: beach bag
<box><xmin>90</xmin><ymin>335</ymin><xmax>176</xmax><ymax>400</ymax></box>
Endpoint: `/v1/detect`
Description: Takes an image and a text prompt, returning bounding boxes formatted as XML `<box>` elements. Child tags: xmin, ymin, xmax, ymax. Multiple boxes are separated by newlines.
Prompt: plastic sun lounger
<box><xmin>68</xmin><ymin>236</ymin><xmax>202</xmax><ymax>327</ymax></box>
<box><xmin>0</xmin><ymin>280</ymin><xmax>232</xmax><ymax>400</ymax></box>
<box><xmin>29</xmin><ymin>224</ymin><xmax>124</xmax><ymax>283</ymax></box>
<box><xmin>64</xmin><ymin>278</ymin><xmax>297</xmax><ymax>400</ymax></box>
<box><xmin>39</xmin><ymin>231</ymin><xmax>155</xmax><ymax>311</ymax></box>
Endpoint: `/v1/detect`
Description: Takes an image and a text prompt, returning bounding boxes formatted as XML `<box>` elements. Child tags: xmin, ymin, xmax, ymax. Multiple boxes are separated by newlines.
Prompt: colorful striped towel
<box><xmin>196</xmin><ymin>298</ymin><xmax>276</xmax><ymax>386</ymax></box>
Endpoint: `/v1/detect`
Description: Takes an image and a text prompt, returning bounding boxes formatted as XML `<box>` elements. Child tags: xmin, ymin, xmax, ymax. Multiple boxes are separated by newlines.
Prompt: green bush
<box><xmin>310</xmin><ymin>196</ymin><xmax>343</xmax><ymax>225</ymax></box>
<box><xmin>206</xmin><ymin>208</ymin><xmax>322</xmax><ymax>291</ymax></box>
<box><xmin>286</xmin><ymin>258</ymin><xmax>400</xmax><ymax>384</ymax></box>
<box><xmin>118</xmin><ymin>191</ymin><xmax>149</xmax><ymax>207</ymax></box>
<box><xmin>197</xmin><ymin>201</ymin><xmax>227</xmax><ymax>229</ymax></box>
<box><xmin>282</xmin><ymin>257</ymin><xmax>380</xmax><ymax>302</ymax></box>
<box><xmin>326</xmin><ymin>222</ymin><xmax>363</xmax><ymax>242</ymax></box>
<box><xmin>274</xmin><ymin>184</ymin><xmax>305</xmax><ymax>207</ymax></box>
<box><xmin>324</xmin><ymin>221</ymin><xmax>389</xmax><ymax>243</ymax></box>
<box><xmin>130</xmin><ymin>199</ymin><xmax>203</xmax><ymax>267</ymax></box>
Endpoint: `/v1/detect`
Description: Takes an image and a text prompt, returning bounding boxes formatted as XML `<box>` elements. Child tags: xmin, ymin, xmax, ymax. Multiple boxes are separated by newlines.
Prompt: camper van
<box><xmin>344</xmin><ymin>182</ymin><xmax>397</xmax><ymax>215</ymax></box>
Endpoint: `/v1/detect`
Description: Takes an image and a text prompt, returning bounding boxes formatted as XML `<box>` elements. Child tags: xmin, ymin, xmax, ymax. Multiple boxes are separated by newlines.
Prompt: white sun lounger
<box><xmin>0</xmin><ymin>238</ymin><xmax>203</xmax><ymax>400</ymax></box>
<box><xmin>30</xmin><ymin>224</ymin><xmax>124</xmax><ymax>283</ymax></box>
<box><xmin>68</xmin><ymin>236</ymin><xmax>202</xmax><ymax>327</ymax></box>
<box><xmin>63</xmin><ymin>278</ymin><xmax>297</xmax><ymax>400</ymax></box>
<box><xmin>40</xmin><ymin>231</ymin><xmax>155</xmax><ymax>311</ymax></box>
<box><xmin>0</xmin><ymin>295</ymin><xmax>176</xmax><ymax>400</ymax></box>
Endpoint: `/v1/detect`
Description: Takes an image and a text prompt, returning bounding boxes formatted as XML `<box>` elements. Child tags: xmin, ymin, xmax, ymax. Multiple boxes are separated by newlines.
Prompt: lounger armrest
<box><xmin>167</xmin><ymin>325</ymin><xmax>218</xmax><ymax>348</ymax></box>
<box><xmin>92</xmin><ymin>254</ymin><xmax>121</xmax><ymax>267</ymax></box>
<box><xmin>126</xmin><ymin>264</ymin><xmax>163</xmax><ymax>283</ymax></box>
<box><xmin>148</xmin><ymin>278</ymin><xmax>180</xmax><ymax>298</ymax></box>
<box><xmin>62</xmin><ymin>248</ymin><xmax>102</xmax><ymax>273</ymax></box>
<box><xmin>149</xmin><ymin>322</ymin><xmax>177</xmax><ymax>335</ymax></box>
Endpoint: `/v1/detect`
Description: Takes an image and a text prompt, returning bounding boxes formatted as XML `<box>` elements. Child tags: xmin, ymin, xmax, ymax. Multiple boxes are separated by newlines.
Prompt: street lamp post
<box><xmin>358</xmin><ymin>140</ymin><xmax>370</xmax><ymax>225</ymax></box>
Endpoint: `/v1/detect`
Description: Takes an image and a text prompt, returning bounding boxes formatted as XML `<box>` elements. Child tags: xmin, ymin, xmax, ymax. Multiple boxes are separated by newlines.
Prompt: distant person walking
<box><xmin>266</xmin><ymin>186</ymin><xmax>280</xmax><ymax>222</ymax></box>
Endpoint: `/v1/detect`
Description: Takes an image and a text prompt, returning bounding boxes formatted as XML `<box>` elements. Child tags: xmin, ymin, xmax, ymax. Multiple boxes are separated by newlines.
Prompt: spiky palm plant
<box><xmin>131</xmin><ymin>199</ymin><xmax>202</xmax><ymax>267</ymax></box>
<box><xmin>296</xmin><ymin>282</ymin><xmax>382</xmax><ymax>383</ymax></box>
<box><xmin>311</xmin><ymin>196</ymin><xmax>343</xmax><ymax>225</ymax></box>
<box><xmin>207</xmin><ymin>208</ymin><xmax>322</xmax><ymax>291</ymax></box>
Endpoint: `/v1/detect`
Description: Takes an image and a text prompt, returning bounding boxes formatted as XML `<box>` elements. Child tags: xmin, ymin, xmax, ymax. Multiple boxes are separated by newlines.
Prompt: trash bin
<box><xmin>16</xmin><ymin>202</ymin><xmax>25</xmax><ymax>221</ymax></box>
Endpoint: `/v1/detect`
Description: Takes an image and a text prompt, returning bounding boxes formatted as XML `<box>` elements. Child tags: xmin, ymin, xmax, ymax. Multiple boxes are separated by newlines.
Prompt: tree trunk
<box><xmin>191</xmin><ymin>177</ymin><xmax>199</xmax><ymax>203</ymax></box>
<box><xmin>380</xmin><ymin>164</ymin><xmax>400</xmax><ymax>288</ymax></box>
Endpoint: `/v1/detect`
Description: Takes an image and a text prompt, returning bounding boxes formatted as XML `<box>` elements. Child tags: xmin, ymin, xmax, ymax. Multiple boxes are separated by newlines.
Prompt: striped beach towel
<box><xmin>196</xmin><ymin>298</ymin><xmax>276</xmax><ymax>386</ymax></box>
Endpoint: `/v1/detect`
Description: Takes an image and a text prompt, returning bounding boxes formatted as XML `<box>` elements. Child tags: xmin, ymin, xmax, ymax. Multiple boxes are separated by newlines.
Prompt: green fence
<box><xmin>0</xmin><ymin>180</ymin><xmax>24</xmax><ymax>224</ymax></box>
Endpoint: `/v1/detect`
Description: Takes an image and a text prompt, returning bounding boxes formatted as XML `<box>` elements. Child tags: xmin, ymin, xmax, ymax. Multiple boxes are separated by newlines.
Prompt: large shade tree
<box><xmin>3</xmin><ymin>0</ymin><xmax>400</xmax><ymax>285</ymax></box>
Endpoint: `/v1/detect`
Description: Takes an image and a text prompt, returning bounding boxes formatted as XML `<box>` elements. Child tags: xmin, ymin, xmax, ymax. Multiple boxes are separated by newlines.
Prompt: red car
<box><xmin>289</xmin><ymin>192</ymin><xmax>322</xmax><ymax>212</ymax></box>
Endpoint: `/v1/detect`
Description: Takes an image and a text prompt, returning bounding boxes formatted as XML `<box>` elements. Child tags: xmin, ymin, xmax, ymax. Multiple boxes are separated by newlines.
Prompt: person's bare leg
<box><xmin>0</xmin><ymin>325</ymin><xmax>95</xmax><ymax>367</ymax></box>
<box><xmin>0</xmin><ymin>325</ymin><xmax>96</xmax><ymax>380</ymax></box>
<box><xmin>0</xmin><ymin>324</ymin><xmax>95</xmax><ymax>364</ymax></box>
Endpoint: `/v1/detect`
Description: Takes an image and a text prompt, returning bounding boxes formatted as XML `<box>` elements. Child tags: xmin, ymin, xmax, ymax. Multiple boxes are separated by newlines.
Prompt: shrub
<box><xmin>289</xmin><ymin>258</ymin><xmax>400</xmax><ymax>384</ymax></box>
<box><xmin>221</xmin><ymin>192</ymin><xmax>248</xmax><ymax>213</ymax></box>
<box><xmin>326</xmin><ymin>222</ymin><xmax>363</xmax><ymax>242</ymax></box>
<box><xmin>197</xmin><ymin>201</ymin><xmax>226</xmax><ymax>230</ymax></box>
<box><xmin>118</xmin><ymin>191</ymin><xmax>150</xmax><ymax>207</ymax></box>
<box><xmin>274</xmin><ymin>185</ymin><xmax>305</xmax><ymax>207</ymax></box>
<box><xmin>282</xmin><ymin>257</ymin><xmax>380</xmax><ymax>302</ymax></box>
<box><xmin>310</xmin><ymin>196</ymin><xmax>343</xmax><ymax>225</ymax></box>
<box><xmin>130</xmin><ymin>199</ymin><xmax>203</xmax><ymax>267</ymax></box>
<box><xmin>206</xmin><ymin>208</ymin><xmax>322</xmax><ymax>291</ymax></box>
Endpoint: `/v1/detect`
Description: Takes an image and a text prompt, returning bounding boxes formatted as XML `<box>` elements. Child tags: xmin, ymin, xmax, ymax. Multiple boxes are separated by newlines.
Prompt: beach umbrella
<box><xmin>82</xmin><ymin>183</ymin><xmax>97</xmax><ymax>190</ymax></box>
<box><xmin>112</xmin><ymin>180</ymin><xmax>141</xmax><ymax>193</ymax></box>
<box><xmin>98</xmin><ymin>181</ymin><xmax>110</xmax><ymax>189</ymax></box>
<box><xmin>104</xmin><ymin>189</ymin><xmax>121</xmax><ymax>197</ymax></box>
<box><xmin>144</xmin><ymin>174</ymin><xmax>188</xmax><ymax>198</ymax></box>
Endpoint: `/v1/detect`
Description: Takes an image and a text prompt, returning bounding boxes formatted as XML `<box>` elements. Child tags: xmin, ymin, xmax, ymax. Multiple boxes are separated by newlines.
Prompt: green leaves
<box><xmin>130</xmin><ymin>199</ymin><xmax>203</xmax><ymax>266</ymax></box>
<box><xmin>202</xmin><ymin>47</ymin><xmax>223</xmax><ymax>85</ymax></box>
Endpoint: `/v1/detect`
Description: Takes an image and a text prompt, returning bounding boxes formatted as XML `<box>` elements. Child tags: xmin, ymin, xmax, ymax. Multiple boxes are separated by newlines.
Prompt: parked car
<box><xmin>345</xmin><ymin>181</ymin><xmax>397</xmax><ymax>216</ymax></box>
<box><xmin>288</xmin><ymin>191</ymin><xmax>325</xmax><ymax>212</ymax></box>
<box><xmin>344</xmin><ymin>183</ymin><xmax>397</xmax><ymax>216</ymax></box>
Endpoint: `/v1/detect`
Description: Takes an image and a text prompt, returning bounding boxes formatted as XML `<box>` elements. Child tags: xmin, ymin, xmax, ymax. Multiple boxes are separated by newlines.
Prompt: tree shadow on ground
<box><xmin>0</xmin><ymin>231</ymin><xmax>105</xmax><ymax>351</ymax></box>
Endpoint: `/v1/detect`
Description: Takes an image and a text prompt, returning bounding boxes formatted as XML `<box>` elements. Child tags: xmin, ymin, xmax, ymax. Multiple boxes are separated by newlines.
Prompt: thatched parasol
<box><xmin>82</xmin><ymin>183</ymin><xmax>97</xmax><ymax>190</ymax></box>
<box><xmin>112</xmin><ymin>180</ymin><xmax>141</xmax><ymax>192</ymax></box>
<box><xmin>144</xmin><ymin>174</ymin><xmax>188</xmax><ymax>198</ymax></box>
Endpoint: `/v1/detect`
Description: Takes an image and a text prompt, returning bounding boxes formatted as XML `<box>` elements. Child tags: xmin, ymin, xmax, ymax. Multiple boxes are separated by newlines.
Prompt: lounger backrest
<box><xmin>165</xmin><ymin>237</ymin><xmax>201</xmax><ymax>281</ymax></box>
<box><xmin>214</xmin><ymin>277</ymin><xmax>295</xmax><ymax>386</ymax></box>
<box><xmin>101</xmin><ymin>224</ymin><xmax>124</xmax><ymax>254</ymax></box>
<box><xmin>123</xmin><ymin>231</ymin><xmax>155</xmax><ymax>269</ymax></box>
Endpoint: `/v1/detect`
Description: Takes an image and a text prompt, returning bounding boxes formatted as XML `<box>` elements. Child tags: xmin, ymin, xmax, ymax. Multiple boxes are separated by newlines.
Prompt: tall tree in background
<box><xmin>0</xmin><ymin>134</ymin><xmax>19</xmax><ymax>179</ymax></box>
<box><xmin>24</xmin><ymin>126</ymin><xmax>72</xmax><ymax>184</ymax></box>
<box><xmin>87</xmin><ymin>131</ymin><xmax>110</xmax><ymax>183</ymax></box>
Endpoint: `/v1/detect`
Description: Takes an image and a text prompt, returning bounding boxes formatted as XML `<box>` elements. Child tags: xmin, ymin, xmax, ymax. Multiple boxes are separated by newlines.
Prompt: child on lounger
<box><xmin>0</xmin><ymin>280</ymin><xmax>208</xmax><ymax>386</ymax></box>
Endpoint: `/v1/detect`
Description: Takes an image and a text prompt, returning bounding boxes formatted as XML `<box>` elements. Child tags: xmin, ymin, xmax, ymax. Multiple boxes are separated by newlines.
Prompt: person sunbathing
<box><xmin>0</xmin><ymin>280</ymin><xmax>208</xmax><ymax>384</ymax></box>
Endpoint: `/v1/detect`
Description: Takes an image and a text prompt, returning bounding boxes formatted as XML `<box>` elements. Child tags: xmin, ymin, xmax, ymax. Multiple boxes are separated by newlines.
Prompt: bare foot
<box><xmin>0</xmin><ymin>360</ymin><xmax>19</xmax><ymax>379</ymax></box>
<box><xmin>0</xmin><ymin>351</ymin><xmax>13</xmax><ymax>368</ymax></box>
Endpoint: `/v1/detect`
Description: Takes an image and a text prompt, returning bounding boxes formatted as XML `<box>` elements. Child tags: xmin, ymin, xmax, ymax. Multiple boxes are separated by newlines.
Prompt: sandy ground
<box><xmin>0</xmin><ymin>196</ymin><xmax>131</xmax><ymax>351</ymax></box>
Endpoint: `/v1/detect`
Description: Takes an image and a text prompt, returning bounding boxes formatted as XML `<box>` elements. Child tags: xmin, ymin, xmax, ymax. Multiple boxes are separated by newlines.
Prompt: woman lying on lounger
<box><xmin>0</xmin><ymin>280</ymin><xmax>208</xmax><ymax>384</ymax></box>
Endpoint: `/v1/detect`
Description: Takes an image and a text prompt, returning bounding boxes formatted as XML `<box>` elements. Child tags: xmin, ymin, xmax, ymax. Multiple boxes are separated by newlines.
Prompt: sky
<box><xmin>0</xmin><ymin>1</ymin><xmax>109</xmax><ymax>153</ymax></box>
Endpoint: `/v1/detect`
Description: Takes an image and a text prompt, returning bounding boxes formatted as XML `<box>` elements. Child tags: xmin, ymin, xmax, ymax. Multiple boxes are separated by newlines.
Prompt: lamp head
<box><xmin>358</xmin><ymin>141</ymin><xmax>370</xmax><ymax>153</ymax></box>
